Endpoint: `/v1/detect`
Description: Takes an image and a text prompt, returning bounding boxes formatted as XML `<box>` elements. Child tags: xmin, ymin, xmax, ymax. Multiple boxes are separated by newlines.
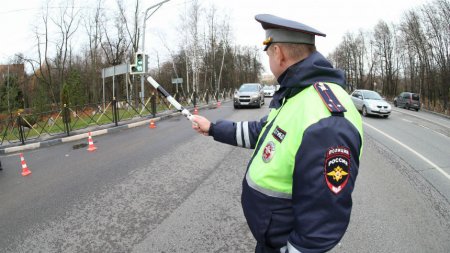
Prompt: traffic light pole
<box><xmin>140</xmin><ymin>0</ymin><xmax>170</xmax><ymax>109</ymax></box>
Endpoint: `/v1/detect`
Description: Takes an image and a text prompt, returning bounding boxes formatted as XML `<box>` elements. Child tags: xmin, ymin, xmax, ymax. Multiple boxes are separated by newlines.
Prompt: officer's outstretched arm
<box><xmin>204</xmin><ymin>115</ymin><xmax>268</xmax><ymax>148</ymax></box>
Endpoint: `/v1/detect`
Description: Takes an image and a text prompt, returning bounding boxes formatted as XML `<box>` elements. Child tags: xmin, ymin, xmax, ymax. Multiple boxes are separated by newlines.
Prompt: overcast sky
<box><xmin>0</xmin><ymin>0</ymin><xmax>432</xmax><ymax>73</ymax></box>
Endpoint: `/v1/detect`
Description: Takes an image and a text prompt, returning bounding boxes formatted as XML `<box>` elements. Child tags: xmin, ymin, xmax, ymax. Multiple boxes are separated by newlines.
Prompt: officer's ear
<box><xmin>270</xmin><ymin>44</ymin><xmax>285</xmax><ymax>66</ymax></box>
<box><xmin>273</xmin><ymin>44</ymin><xmax>291</xmax><ymax>68</ymax></box>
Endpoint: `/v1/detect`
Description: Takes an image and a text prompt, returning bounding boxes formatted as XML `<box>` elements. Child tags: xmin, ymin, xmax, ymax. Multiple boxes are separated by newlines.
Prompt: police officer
<box><xmin>192</xmin><ymin>14</ymin><xmax>363</xmax><ymax>253</ymax></box>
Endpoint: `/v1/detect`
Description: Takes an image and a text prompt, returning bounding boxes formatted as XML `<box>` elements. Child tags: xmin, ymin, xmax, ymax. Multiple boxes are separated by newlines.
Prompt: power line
<box><xmin>0</xmin><ymin>6</ymin><xmax>114</xmax><ymax>15</ymax></box>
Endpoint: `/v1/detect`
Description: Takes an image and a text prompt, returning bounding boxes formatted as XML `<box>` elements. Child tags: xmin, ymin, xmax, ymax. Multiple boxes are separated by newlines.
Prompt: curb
<box><xmin>0</xmin><ymin>104</ymin><xmax>215</xmax><ymax>155</ymax></box>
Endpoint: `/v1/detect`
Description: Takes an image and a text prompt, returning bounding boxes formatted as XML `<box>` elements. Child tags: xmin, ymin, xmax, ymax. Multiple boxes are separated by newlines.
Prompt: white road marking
<box><xmin>364</xmin><ymin>122</ymin><xmax>450</xmax><ymax>181</ymax></box>
<box><xmin>393</xmin><ymin>108</ymin><xmax>449</xmax><ymax>129</ymax></box>
<box><xmin>401</xmin><ymin>118</ymin><xmax>449</xmax><ymax>139</ymax></box>
<box><xmin>402</xmin><ymin>119</ymin><xmax>413</xmax><ymax>123</ymax></box>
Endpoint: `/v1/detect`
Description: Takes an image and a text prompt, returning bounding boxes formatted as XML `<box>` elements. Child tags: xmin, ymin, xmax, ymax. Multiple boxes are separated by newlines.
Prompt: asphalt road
<box><xmin>0</xmin><ymin>99</ymin><xmax>449</xmax><ymax>252</ymax></box>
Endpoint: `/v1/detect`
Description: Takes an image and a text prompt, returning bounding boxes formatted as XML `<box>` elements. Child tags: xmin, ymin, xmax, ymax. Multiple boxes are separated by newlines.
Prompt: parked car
<box><xmin>263</xmin><ymin>85</ymin><xmax>276</xmax><ymax>97</ymax></box>
<box><xmin>393</xmin><ymin>92</ymin><xmax>420</xmax><ymax>111</ymax></box>
<box><xmin>234</xmin><ymin>83</ymin><xmax>265</xmax><ymax>108</ymax></box>
<box><xmin>350</xmin><ymin>89</ymin><xmax>391</xmax><ymax>118</ymax></box>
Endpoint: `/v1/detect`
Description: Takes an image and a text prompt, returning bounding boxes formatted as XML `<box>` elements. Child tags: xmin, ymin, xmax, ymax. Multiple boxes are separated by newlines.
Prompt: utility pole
<box><xmin>140</xmin><ymin>0</ymin><xmax>170</xmax><ymax>108</ymax></box>
<box><xmin>7</xmin><ymin>65</ymin><xmax>10</xmax><ymax>113</ymax></box>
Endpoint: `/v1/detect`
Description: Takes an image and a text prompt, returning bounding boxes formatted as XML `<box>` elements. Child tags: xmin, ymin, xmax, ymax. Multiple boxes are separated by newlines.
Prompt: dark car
<box><xmin>234</xmin><ymin>83</ymin><xmax>265</xmax><ymax>108</ymax></box>
<box><xmin>394</xmin><ymin>92</ymin><xmax>420</xmax><ymax>111</ymax></box>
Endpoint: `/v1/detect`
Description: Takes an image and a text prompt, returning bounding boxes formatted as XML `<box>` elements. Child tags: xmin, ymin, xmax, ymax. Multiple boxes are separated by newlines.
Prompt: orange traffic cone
<box><xmin>149</xmin><ymin>119</ymin><xmax>156</xmax><ymax>129</ymax></box>
<box><xmin>194</xmin><ymin>107</ymin><xmax>198</xmax><ymax>115</ymax></box>
<box><xmin>19</xmin><ymin>153</ymin><xmax>31</xmax><ymax>176</ymax></box>
<box><xmin>217</xmin><ymin>100</ymin><xmax>221</xmax><ymax>108</ymax></box>
<box><xmin>87</xmin><ymin>132</ymin><xmax>97</xmax><ymax>152</ymax></box>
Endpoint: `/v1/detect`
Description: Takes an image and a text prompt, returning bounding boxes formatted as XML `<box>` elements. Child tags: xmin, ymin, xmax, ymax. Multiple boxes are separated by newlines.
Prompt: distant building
<box><xmin>0</xmin><ymin>64</ymin><xmax>27</xmax><ymax>109</ymax></box>
<box><xmin>0</xmin><ymin>64</ymin><xmax>25</xmax><ymax>85</ymax></box>
<box><xmin>260</xmin><ymin>72</ymin><xmax>276</xmax><ymax>85</ymax></box>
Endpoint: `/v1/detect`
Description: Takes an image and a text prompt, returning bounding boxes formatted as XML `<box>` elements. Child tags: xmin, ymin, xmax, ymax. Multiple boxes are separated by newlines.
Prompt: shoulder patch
<box><xmin>324</xmin><ymin>146</ymin><xmax>351</xmax><ymax>194</ymax></box>
<box><xmin>313</xmin><ymin>82</ymin><xmax>346</xmax><ymax>114</ymax></box>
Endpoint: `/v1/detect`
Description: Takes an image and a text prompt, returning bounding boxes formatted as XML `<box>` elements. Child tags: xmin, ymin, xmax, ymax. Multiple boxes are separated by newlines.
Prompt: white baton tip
<box><xmin>181</xmin><ymin>109</ymin><xmax>193</xmax><ymax>120</ymax></box>
<box><xmin>146</xmin><ymin>76</ymin><xmax>159</xmax><ymax>88</ymax></box>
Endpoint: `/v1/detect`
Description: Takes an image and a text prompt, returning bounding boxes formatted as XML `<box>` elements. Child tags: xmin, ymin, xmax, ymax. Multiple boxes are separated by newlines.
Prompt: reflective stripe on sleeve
<box><xmin>242</xmin><ymin>121</ymin><xmax>251</xmax><ymax>148</ymax></box>
<box><xmin>236</xmin><ymin>122</ymin><xmax>243</xmax><ymax>147</ymax></box>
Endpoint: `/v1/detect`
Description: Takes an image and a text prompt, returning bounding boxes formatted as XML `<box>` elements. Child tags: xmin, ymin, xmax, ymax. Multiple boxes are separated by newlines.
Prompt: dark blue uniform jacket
<box><xmin>209</xmin><ymin>51</ymin><xmax>362</xmax><ymax>253</ymax></box>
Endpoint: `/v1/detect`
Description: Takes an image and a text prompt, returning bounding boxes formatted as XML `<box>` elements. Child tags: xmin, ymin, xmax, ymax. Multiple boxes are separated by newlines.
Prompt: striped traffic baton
<box><xmin>146</xmin><ymin>76</ymin><xmax>194</xmax><ymax>122</ymax></box>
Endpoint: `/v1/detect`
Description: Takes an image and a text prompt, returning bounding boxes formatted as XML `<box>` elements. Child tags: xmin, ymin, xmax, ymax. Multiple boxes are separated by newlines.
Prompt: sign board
<box><xmin>171</xmin><ymin>78</ymin><xmax>183</xmax><ymax>85</ymax></box>
<box><xmin>102</xmin><ymin>63</ymin><xmax>130</xmax><ymax>78</ymax></box>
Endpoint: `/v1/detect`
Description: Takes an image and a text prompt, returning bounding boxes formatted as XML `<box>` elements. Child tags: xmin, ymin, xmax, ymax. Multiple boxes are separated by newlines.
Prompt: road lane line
<box><xmin>401</xmin><ymin>118</ymin><xmax>449</xmax><ymax>139</ymax></box>
<box><xmin>401</xmin><ymin>119</ymin><xmax>413</xmax><ymax>123</ymax></box>
<box><xmin>393</xmin><ymin>108</ymin><xmax>450</xmax><ymax>129</ymax></box>
<box><xmin>363</xmin><ymin>122</ymin><xmax>450</xmax><ymax>181</ymax></box>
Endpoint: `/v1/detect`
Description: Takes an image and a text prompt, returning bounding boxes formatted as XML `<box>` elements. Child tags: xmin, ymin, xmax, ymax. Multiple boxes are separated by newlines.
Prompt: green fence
<box><xmin>0</xmin><ymin>89</ymin><xmax>234</xmax><ymax>147</ymax></box>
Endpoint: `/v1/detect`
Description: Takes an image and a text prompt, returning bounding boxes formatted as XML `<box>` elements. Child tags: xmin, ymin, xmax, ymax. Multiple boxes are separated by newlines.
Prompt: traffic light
<box><xmin>130</xmin><ymin>52</ymin><xmax>147</xmax><ymax>75</ymax></box>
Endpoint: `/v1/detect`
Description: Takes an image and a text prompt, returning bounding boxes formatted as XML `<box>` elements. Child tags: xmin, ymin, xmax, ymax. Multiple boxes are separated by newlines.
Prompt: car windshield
<box><xmin>363</xmin><ymin>91</ymin><xmax>382</xmax><ymax>100</ymax></box>
<box><xmin>239</xmin><ymin>84</ymin><xmax>259</xmax><ymax>92</ymax></box>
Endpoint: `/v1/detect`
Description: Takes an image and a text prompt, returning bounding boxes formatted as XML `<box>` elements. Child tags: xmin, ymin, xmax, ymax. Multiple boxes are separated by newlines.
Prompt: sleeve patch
<box><xmin>324</xmin><ymin>146</ymin><xmax>351</xmax><ymax>194</ymax></box>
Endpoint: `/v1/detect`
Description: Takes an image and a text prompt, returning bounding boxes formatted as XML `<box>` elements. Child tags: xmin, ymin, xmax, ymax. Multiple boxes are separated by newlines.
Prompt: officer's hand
<box><xmin>191</xmin><ymin>115</ymin><xmax>211</xmax><ymax>136</ymax></box>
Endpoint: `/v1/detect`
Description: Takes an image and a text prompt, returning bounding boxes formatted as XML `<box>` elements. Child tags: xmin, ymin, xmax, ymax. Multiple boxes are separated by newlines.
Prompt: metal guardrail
<box><xmin>0</xmin><ymin>89</ymin><xmax>234</xmax><ymax>147</ymax></box>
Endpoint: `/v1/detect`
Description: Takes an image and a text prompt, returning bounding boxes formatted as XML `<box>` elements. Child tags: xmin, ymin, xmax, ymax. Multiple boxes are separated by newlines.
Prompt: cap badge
<box><xmin>263</xmin><ymin>36</ymin><xmax>273</xmax><ymax>46</ymax></box>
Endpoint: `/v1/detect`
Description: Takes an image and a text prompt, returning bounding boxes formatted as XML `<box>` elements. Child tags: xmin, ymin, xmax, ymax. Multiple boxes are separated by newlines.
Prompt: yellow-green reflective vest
<box><xmin>246</xmin><ymin>83</ymin><xmax>363</xmax><ymax>198</ymax></box>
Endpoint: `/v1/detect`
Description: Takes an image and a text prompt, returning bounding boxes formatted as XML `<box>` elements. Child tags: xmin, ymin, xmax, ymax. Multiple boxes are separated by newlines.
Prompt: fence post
<box><xmin>63</xmin><ymin>104</ymin><xmax>71</xmax><ymax>136</ymax></box>
<box><xmin>112</xmin><ymin>97</ymin><xmax>118</xmax><ymax>126</ymax></box>
<box><xmin>17</xmin><ymin>113</ymin><xmax>25</xmax><ymax>145</ymax></box>
<box><xmin>206</xmin><ymin>89</ymin><xmax>209</xmax><ymax>104</ymax></box>
<box><xmin>193</xmin><ymin>91</ymin><xmax>197</xmax><ymax>108</ymax></box>
<box><xmin>151</xmin><ymin>92</ymin><xmax>157</xmax><ymax>117</ymax></box>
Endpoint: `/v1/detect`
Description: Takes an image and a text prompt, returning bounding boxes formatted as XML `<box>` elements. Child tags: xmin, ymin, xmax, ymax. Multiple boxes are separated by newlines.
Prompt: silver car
<box><xmin>263</xmin><ymin>85</ymin><xmax>276</xmax><ymax>97</ymax></box>
<box><xmin>234</xmin><ymin>83</ymin><xmax>265</xmax><ymax>109</ymax></box>
<box><xmin>350</xmin><ymin>89</ymin><xmax>391</xmax><ymax>118</ymax></box>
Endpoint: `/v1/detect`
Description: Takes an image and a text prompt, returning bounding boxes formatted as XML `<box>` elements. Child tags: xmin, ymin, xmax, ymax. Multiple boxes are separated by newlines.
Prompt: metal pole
<box><xmin>7</xmin><ymin>65</ymin><xmax>10</xmax><ymax>113</ymax></box>
<box><xmin>102</xmin><ymin>69</ymin><xmax>105</xmax><ymax>111</ymax></box>
<box><xmin>126</xmin><ymin>63</ymin><xmax>130</xmax><ymax>103</ymax></box>
<box><xmin>140</xmin><ymin>0</ymin><xmax>170</xmax><ymax>109</ymax></box>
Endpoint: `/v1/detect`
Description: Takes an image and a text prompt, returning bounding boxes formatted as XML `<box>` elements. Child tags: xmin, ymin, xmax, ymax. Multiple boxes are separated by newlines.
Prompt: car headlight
<box><xmin>252</xmin><ymin>94</ymin><xmax>260</xmax><ymax>99</ymax></box>
<box><xmin>234</xmin><ymin>94</ymin><xmax>239</xmax><ymax>99</ymax></box>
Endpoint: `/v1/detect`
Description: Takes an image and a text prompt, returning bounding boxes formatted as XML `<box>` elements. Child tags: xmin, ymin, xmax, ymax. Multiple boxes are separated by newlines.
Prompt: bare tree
<box><xmin>26</xmin><ymin>1</ymin><xmax>57</xmax><ymax>105</ymax></box>
<box><xmin>421</xmin><ymin>0</ymin><xmax>450</xmax><ymax>111</ymax></box>
<box><xmin>84</xmin><ymin>0</ymin><xmax>105</xmax><ymax>103</ymax></box>
<box><xmin>400</xmin><ymin>9</ymin><xmax>433</xmax><ymax>105</ymax></box>
<box><xmin>52</xmin><ymin>0</ymin><xmax>80</xmax><ymax>100</ymax></box>
<box><xmin>117</xmin><ymin>0</ymin><xmax>141</xmax><ymax>54</ymax></box>
<box><xmin>373</xmin><ymin>20</ymin><xmax>397</xmax><ymax>96</ymax></box>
